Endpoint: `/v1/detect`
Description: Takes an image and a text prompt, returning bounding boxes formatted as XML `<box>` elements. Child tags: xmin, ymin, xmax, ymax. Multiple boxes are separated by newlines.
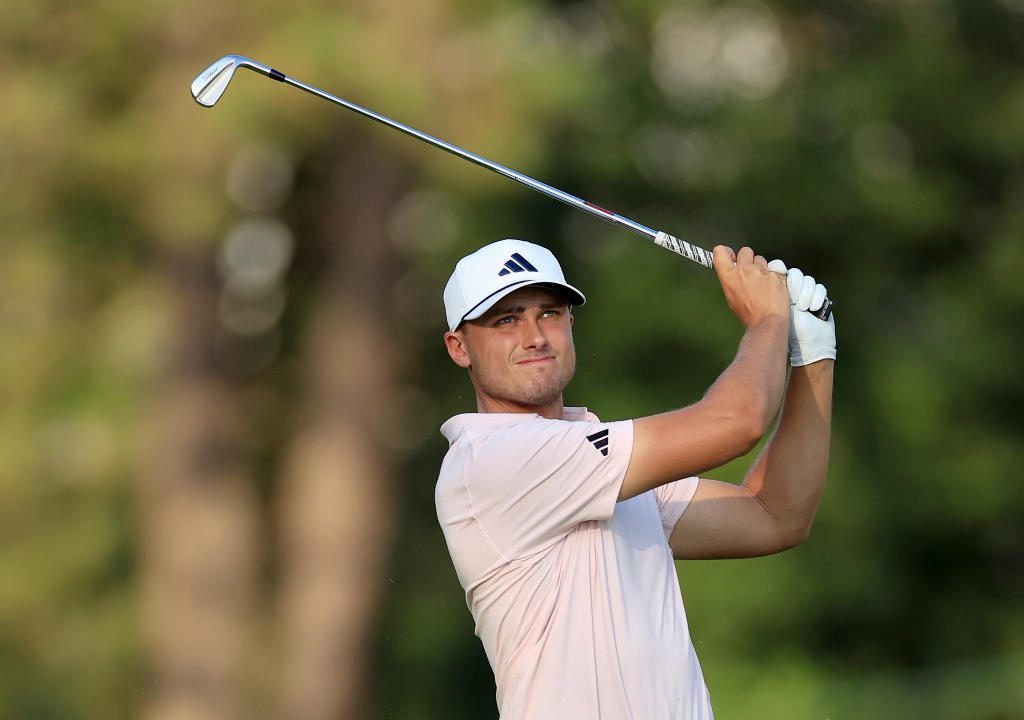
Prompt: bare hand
<box><xmin>713</xmin><ymin>246</ymin><xmax>790</xmax><ymax>329</ymax></box>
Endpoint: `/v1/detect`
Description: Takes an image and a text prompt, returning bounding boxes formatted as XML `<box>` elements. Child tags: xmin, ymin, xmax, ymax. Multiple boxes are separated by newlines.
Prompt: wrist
<box><xmin>738</xmin><ymin>312</ymin><xmax>790</xmax><ymax>364</ymax></box>
<box><xmin>791</xmin><ymin>351</ymin><xmax>837</xmax><ymax>367</ymax></box>
<box><xmin>748</xmin><ymin>311</ymin><xmax>790</xmax><ymax>333</ymax></box>
<box><xmin>790</xmin><ymin>356</ymin><xmax>835</xmax><ymax>371</ymax></box>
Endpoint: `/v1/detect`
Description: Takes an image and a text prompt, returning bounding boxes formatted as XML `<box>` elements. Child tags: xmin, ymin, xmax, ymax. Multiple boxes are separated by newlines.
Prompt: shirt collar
<box><xmin>440</xmin><ymin>406</ymin><xmax>592</xmax><ymax>443</ymax></box>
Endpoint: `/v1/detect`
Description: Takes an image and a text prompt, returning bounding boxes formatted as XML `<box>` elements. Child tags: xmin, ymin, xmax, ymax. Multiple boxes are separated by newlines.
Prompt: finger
<box><xmin>713</xmin><ymin>245</ymin><xmax>736</xmax><ymax>264</ymax></box>
<box><xmin>809</xmin><ymin>283</ymin><xmax>827</xmax><ymax>312</ymax></box>
<box><xmin>737</xmin><ymin>246</ymin><xmax>755</xmax><ymax>265</ymax></box>
<box><xmin>786</xmin><ymin>267</ymin><xmax>805</xmax><ymax>304</ymax></box>
<box><xmin>754</xmin><ymin>254</ymin><xmax>768</xmax><ymax>268</ymax></box>
<box><xmin>767</xmin><ymin>259</ymin><xmax>788</xmax><ymax>276</ymax></box>
<box><xmin>712</xmin><ymin>245</ymin><xmax>736</xmax><ymax>282</ymax></box>
<box><xmin>796</xmin><ymin>275</ymin><xmax>816</xmax><ymax>311</ymax></box>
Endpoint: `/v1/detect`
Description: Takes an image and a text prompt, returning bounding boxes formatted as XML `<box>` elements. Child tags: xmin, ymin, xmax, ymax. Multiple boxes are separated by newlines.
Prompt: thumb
<box><xmin>713</xmin><ymin>245</ymin><xmax>736</xmax><ymax>283</ymax></box>
<box><xmin>767</xmin><ymin>258</ymin><xmax>787</xmax><ymax>276</ymax></box>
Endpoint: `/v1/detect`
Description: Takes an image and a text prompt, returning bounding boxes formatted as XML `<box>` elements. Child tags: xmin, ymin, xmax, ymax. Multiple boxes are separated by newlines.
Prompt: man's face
<box><xmin>445</xmin><ymin>286</ymin><xmax>576</xmax><ymax>414</ymax></box>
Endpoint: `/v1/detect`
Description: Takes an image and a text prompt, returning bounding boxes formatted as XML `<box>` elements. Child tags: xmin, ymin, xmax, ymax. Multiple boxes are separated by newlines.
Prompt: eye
<box><xmin>495</xmin><ymin>315</ymin><xmax>515</xmax><ymax>325</ymax></box>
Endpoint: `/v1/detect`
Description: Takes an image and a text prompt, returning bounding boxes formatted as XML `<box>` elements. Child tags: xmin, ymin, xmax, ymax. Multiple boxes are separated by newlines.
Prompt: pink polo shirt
<box><xmin>436</xmin><ymin>407</ymin><xmax>712</xmax><ymax>719</ymax></box>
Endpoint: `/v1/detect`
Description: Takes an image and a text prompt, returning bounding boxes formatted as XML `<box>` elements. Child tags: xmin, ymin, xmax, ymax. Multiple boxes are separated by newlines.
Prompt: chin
<box><xmin>518</xmin><ymin>393</ymin><xmax>561</xmax><ymax>408</ymax></box>
<box><xmin>515</xmin><ymin>379</ymin><xmax>570</xmax><ymax>408</ymax></box>
<box><xmin>474</xmin><ymin>364</ymin><xmax>574</xmax><ymax>410</ymax></box>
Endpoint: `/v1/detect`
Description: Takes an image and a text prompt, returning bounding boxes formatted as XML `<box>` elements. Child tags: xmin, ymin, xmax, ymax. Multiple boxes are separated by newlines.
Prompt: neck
<box><xmin>475</xmin><ymin>393</ymin><xmax>565</xmax><ymax>420</ymax></box>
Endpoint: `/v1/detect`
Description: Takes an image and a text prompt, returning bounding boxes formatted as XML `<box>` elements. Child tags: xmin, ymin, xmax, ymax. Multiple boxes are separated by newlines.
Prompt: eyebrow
<box><xmin>490</xmin><ymin>304</ymin><xmax>524</xmax><ymax>316</ymax></box>
<box><xmin>490</xmin><ymin>300</ymin><xmax>566</xmax><ymax>316</ymax></box>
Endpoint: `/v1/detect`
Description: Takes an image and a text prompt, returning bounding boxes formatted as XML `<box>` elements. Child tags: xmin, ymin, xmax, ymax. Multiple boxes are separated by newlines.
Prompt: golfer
<box><xmin>435</xmin><ymin>238</ymin><xmax>835</xmax><ymax>719</ymax></box>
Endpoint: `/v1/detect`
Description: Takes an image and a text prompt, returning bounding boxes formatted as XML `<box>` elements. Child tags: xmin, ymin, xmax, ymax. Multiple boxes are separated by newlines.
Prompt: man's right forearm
<box><xmin>703</xmin><ymin>314</ymin><xmax>790</xmax><ymax>440</ymax></box>
<box><xmin>621</xmin><ymin>313</ymin><xmax>790</xmax><ymax>500</ymax></box>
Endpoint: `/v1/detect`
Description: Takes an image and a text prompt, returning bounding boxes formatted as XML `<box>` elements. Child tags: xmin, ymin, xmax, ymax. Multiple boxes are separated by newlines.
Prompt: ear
<box><xmin>444</xmin><ymin>330</ymin><xmax>472</xmax><ymax>369</ymax></box>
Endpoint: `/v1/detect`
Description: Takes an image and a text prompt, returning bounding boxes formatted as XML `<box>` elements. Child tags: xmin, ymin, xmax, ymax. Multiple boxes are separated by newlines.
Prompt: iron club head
<box><xmin>190</xmin><ymin>55</ymin><xmax>278</xmax><ymax>107</ymax></box>
<box><xmin>191</xmin><ymin>55</ymin><xmax>241</xmax><ymax>107</ymax></box>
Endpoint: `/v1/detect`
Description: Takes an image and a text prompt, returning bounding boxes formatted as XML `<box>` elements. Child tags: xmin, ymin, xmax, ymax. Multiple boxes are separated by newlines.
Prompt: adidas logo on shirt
<box><xmin>587</xmin><ymin>429</ymin><xmax>609</xmax><ymax>457</ymax></box>
<box><xmin>497</xmin><ymin>252</ymin><xmax>539</xmax><ymax>276</ymax></box>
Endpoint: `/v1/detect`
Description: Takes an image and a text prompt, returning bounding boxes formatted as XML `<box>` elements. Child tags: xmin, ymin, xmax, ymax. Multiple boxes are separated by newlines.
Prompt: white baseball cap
<box><xmin>443</xmin><ymin>239</ymin><xmax>586</xmax><ymax>331</ymax></box>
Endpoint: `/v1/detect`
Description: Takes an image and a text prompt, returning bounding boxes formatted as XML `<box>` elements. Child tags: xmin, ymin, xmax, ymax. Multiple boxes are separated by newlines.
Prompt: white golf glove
<box><xmin>767</xmin><ymin>259</ymin><xmax>836</xmax><ymax>367</ymax></box>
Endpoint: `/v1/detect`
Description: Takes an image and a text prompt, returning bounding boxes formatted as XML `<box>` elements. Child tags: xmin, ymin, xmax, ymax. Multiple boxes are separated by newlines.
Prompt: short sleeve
<box><xmin>653</xmin><ymin>477</ymin><xmax>700</xmax><ymax>541</ymax></box>
<box><xmin>466</xmin><ymin>418</ymin><xmax>633</xmax><ymax>559</ymax></box>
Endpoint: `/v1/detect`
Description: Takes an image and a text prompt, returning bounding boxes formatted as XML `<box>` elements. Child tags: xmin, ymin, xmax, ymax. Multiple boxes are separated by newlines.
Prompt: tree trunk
<box><xmin>278</xmin><ymin>137</ymin><xmax>408</xmax><ymax>720</ymax></box>
<box><xmin>138</xmin><ymin>256</ymin><xmax>259</xmax><ymax>720</ymax></box>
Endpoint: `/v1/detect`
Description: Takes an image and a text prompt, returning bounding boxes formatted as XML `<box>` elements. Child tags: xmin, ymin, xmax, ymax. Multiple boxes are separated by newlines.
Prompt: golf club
<box><xmin>191</xmin><ymin>54</ymin><xmax>833</xmax><ymax>320</ymax></box>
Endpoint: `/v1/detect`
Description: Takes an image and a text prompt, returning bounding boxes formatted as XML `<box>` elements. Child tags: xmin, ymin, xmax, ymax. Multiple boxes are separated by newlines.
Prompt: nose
<box><xmin>521</xmin><ymin>314</ymin><xmax>549</xmax><ymax>350</ymax></box>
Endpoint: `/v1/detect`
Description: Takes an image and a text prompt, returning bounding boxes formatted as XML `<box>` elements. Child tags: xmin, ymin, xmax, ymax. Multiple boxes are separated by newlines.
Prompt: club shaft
<box><xmin>278</xmin><ymin>74</ymin><xmax>658</xmax><ymax>241</ymax></box>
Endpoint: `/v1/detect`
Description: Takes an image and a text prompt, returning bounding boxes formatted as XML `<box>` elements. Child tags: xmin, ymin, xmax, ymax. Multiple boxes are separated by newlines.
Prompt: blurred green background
<box><xmin>2</xmin><ymin>0</ymin><xmax>1022</xmax><ymax>718</ymax></box>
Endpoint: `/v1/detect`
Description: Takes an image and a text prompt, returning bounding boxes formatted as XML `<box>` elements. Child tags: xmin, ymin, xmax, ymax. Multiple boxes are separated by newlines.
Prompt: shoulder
<box><xmin>435</xmin><ymin>414</ymin><xmax>531</xmax><ymax>496</ymax></box>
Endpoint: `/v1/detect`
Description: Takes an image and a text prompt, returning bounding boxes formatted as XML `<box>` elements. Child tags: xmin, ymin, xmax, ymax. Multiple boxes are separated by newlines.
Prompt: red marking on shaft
<box><xmin>584</xmin><ymin>201</ymin><xmax>615</xmax><ymax>216</ymax></box>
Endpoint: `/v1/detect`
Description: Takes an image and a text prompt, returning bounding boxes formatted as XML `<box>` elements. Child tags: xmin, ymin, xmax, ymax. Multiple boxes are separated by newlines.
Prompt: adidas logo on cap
<box><xmin>498</xmin><ymin>253</ymin><xmax>539</xmax><ymax>276</ymax></box>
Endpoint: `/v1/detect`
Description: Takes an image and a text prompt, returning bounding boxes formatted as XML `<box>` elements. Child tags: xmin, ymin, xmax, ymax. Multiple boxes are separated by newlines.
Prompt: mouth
<box><xmin>516</xmin><ymin>356</ymin><xmax>555</xmax><ymax>366</ymax></box>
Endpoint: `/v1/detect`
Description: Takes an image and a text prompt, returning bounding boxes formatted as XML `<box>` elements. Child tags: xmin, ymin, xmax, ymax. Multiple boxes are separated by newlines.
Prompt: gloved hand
<box><xmin>767</xmin><ymin>259</ymin><xmax>836</xmax><ymax>366</ymax></box>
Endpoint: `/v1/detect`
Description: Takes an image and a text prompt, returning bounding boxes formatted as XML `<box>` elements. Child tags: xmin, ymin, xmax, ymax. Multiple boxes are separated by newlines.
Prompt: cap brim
<box><xmin>458</xmin><ymin>280</ymin><xmax>586</xmax><ymax>328</ymax></box>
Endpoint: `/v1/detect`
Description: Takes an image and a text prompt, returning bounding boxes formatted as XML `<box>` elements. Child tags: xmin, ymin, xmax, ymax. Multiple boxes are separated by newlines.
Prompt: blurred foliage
<box><xmin>1</xmin><ymin>0</ymin><xmax>1022</xmax><ymax>718</ymax></box>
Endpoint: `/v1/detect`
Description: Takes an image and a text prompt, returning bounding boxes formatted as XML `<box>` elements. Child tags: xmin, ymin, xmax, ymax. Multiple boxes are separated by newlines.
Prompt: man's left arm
<box><xmin>667</xmin><ymin>264</ymin><xmax>836</xmax><ymax>559</ymax></box>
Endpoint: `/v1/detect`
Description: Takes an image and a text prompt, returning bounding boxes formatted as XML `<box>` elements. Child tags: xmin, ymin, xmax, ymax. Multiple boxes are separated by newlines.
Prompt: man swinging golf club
<box><xmin>435</xmin><ymin>238</ymin><xmax>835</xmax><ymax>719</ymax></box>
<box><xmin>188</xmin><ymin>52</ymin><xmax>836</xmax><ymax>718</ymax></box>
